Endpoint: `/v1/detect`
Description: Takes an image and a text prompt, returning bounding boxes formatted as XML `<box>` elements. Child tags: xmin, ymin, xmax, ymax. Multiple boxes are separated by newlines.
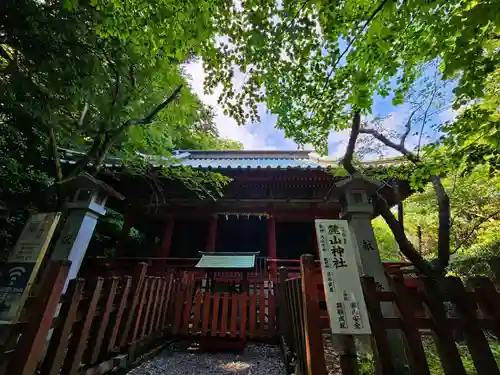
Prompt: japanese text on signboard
<box><xmin>315</xmin><ymin>220</ymin><xmax>371</xmax><ymax>335</ymax></box>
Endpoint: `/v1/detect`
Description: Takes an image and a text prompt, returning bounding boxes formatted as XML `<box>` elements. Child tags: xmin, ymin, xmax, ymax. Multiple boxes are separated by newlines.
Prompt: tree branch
<box><xmin>416</xmin><ymin>78</ymin><xmax>438</xmax><ymax>157</ymax></box>
<box><xmin>361</xmin><ymin>119</ymin><xmax>451</xmax><ymax>274</ymax></box>
<box><xmin>430</xmin><ymin>175</ymin><xmax>450</xmax><ymax>272</ymax></box>
<box><xmin>78</xmin><ymin>102</ymin><xmax>89</xmax><ymax>126</ymax></box>
<box><xmin>341</xmin><ymin>110</ymin><xmax>446</xmax><ymax>277</ymax></box>
<box><xmin>400</xmin><ymin>105</ymin><xmax>422</xmax><ymax>146</ymax></box>
<box><xmin>129</xmin><ymin>65</ymin><xmax>136</xmax><ymax>88</ymax></box>
<box><xmin>342</xmin><ymin>110</ymin><xmax>361</xmax><ymax>175</ymax></box>
<box><xmin>66</xmin><ymin>85</ymin><xmax>183</xmax><ymax>178</ymax></box>
<box><xmin>452</xmin><ymin>209</ymin><xmax>500</xmax><ymax>254</ymax></box>
<box><xmin>66</xmin><ymin>130</ymin><xmax>104</xmax><ymax>178</ymax></box>
<box><xmin>372</xmin><ymin>194</ymin><xmax>437</xmax><ymax>277</ymax></box>
<box><xmin>322</xmin><ymin>0</ymin><xmax>389</xmax><ymax>92</ymax></box>
<box><xmin>94</xmin><ymin>85</ymin><xmax>184</xmax><ymax>173</ymax></box>
<box><xmin>288</xmin><ymin>0</ymin><xmax>310</xmax><ymax>24</ymax></box>
<box><xmin>95</xmin><ymin>43</ymin><xmax>121</xmax><ymax>107</ymax></box>
<box><xmin>359</xmin><ymin>127</ymin><xmax>419</xmax><ymax>163</ymax></box>
<box><xmin>129</xmin><ymin>85</ymin><xmax>183</xmax><ymax>125</ymax></box>
<box><xmin>48</xmin><ymin>124</ymin><xmax>62</xmax><ymax>183</ymax></box>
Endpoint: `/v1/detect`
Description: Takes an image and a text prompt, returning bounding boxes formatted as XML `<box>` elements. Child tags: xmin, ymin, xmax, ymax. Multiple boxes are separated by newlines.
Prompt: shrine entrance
<box><xmin>167</xmin><ymin>253</ymin><xmax>277</xmax><ymax>353</ymax></box>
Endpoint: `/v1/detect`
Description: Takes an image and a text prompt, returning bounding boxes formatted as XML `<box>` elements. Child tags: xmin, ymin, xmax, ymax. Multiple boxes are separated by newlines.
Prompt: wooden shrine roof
<box><xmin>58</xmin><ymin>148</ymin><xmax>411</xmax><ymax>215</ymax></box>
<box><xmin>59</xmin><ymin>148</ymin><xmax>405</xmax><ymax>171</ymax></box>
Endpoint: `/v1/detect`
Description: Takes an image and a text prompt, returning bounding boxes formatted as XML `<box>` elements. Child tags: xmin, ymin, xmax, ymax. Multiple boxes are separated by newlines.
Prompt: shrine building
<box><xmin>65</xmin><ymin>149</ymin><xmax>409</xmax><ymax>282</ymax></box>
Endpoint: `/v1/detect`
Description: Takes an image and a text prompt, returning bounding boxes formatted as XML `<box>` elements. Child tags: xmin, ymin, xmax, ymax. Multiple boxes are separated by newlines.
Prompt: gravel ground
<box><xmin>126</xmin><ymin>342</ymin><xmax>286</xmax><ymax>375</ymax></box>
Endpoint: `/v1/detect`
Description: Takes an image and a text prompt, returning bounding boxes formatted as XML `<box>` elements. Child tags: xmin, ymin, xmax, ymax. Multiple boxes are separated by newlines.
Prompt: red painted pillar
<box><xmin>158</xmin><ymin>218</ymin><xmax>174</xmax><ymax>257</ymax></box>
<box><xmin>116</xmin><ymin>212</ymin><xmax>133</xmax><ymax>257</ymax></box>
<box><xmin>268</xmin><ymin>215</ymin><xmax>277</xmax><ymax>279</ymax></box>
<box><xmin>155</xmin><ymin>217</ymin><xmax>174</xmax><ymax>274</ymax></box>
<box><xmin>313</xmin><ymin>221</ymin><xmax>320</xmax><ymax>259</ymax></box>
<box><xmin>206</xmin><ymin>214</ymin><xmax>217</xmax><ymax>253</ymax></box>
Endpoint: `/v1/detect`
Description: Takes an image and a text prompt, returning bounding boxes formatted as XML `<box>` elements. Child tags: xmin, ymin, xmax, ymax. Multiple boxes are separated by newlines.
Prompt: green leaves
<box><xmin>201</xmin><ymin>0</ymin><xmax>500</xmax><ymax>152</ymax></box>
<box><xmin>0</xmin><ymin>0</ymin><xmax>243</xmax><ymax>249</ymax></box>
<box><xmin>425</xmin><ymin>66</ymin><xmax>500</xmax><ymax>176</ymax></box>
<box><xmin>90</xmin><ymin>0</ymin><xmax>223</xmax><ymax>61</ymax></box>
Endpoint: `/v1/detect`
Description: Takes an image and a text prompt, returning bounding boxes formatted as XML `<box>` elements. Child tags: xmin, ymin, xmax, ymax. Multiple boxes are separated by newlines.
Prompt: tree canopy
<box><xmin>202</xmin><ymin>0</ymin><xmax>499</xmax><ymax>154</ymax></box>
<box><xmin>1</xmin><ymin>0</ymin><xmax>499</xmax><ymax>277</ymax></box>
<box><xmin>0</xmin><ymin>0</ymin><xmax>241</xmax><ymax>251</ymax></box>
<box><xmin>196</xmin><ymin>0</ymin><xmax>499</xmax><ymax>277</ymax></box>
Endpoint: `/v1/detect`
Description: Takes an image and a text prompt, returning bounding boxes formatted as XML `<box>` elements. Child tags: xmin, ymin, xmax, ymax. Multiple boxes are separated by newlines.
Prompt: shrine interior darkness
<box><xmin>162</xmin><ymin>217</ymin><xmax>318</xmax><ymax>259</ymax></box>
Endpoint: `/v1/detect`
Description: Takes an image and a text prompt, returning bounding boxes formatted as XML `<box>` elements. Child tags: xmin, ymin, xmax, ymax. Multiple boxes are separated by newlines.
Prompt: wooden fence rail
<box><xmin>281</xmin><ymin>254</ymin><xmax>500</xmax><ymax>375</ymax></box>
<box><xmin>166</xmin><ymin>281</ymin><xmax>277</xmax><ymax>340</ymax></box>
<box><xmin>0</xmin><ymin>261</ymin><xmax>178</xmax><ymax>375</ymax></box>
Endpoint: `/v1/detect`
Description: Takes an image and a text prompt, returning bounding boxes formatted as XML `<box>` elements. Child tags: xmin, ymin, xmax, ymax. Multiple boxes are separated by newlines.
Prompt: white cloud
<box><xmin>184</xmin><ymin>60</ymin><xmax>276</xmax><ymax>149</ymax></box>
<box><xmin>439</xmin><ymin>107</ymin><xmax>458</xmax><ymax>124</ymax></box>
<box><xmin>327</xmin><ymin>129</ymin><xmax>350</xmax><ymax>158</ymax></box>
<box><xmin>183</xmin><ymin>60</ymin><xmax>454</xmax><ymax>157</ymax></box>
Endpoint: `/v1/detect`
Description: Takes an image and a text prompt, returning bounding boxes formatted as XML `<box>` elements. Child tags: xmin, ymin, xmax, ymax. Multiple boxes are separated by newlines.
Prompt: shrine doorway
<box><xmin>216</xmin><ymin>215</ymin><xmax>267</xmax><ymax>254</ymax></box>
<box><xmin>276</xmin><ymin>221</ymin><xmax>317</xmax><ymax>259</ymax></box>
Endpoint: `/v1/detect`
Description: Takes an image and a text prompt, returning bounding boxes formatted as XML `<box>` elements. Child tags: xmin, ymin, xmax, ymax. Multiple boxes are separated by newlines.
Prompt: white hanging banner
<box><xmin>314</xmin><ymin>219</ymin><xmax>371</xmax><ymax>335</ymax></box>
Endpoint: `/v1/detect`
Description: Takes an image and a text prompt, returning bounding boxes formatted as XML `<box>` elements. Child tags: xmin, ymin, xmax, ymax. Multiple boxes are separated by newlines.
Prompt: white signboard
<box><xmin>314</xmin><ymin>219</ymin><xmax>371</xmax><ymax>335</ymax></box>
<box><xmin>0</xmin><ymin>212</ymin><xmax>61</xmax><ymax>322</ymax></box>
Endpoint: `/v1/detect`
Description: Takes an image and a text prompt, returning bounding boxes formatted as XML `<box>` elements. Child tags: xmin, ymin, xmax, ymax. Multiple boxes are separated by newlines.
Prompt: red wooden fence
<box><xmin>166</xmin><ymin>281</ymin><xmax>277</xmax><ymax>340</ymax></box>
<box><xmin>0</xmin><ymin>261</ymin><xmax>177</xmax><ymax>375</ymax></box>
<box><xmin>280</xmin><ymin>254</ymin><xmax>500</xmax><ymax>375</ymax></box>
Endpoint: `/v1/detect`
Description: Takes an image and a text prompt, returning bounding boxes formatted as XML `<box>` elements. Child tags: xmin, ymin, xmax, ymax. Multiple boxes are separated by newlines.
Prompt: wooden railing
<box><xmin>83</xmin><ymin>256</ymin><xmax>269</xmax><ymax>279</ymax></box>
<box><xmin>167</xmin><ymin>281</ymin><xmax>277</xmax><ymax>340</ymax></box>
<box><xmin>1</xmin><ymin>259</ymin><xmax>280</xmax><ymax>375</ymax></box>
<box><xmin>279</xmin><ymin>255</ymin><xmax>500</xmax><ymax>375</ymax></box>
<box><xmin>0</xmin><ymin>261</ymin><xmax>175</xmax><ymax>375</ymax></box>
<box><xmin>84</xmin><ymin>256</ymin><xmax>414</xmax><ymax>286</ymax></box>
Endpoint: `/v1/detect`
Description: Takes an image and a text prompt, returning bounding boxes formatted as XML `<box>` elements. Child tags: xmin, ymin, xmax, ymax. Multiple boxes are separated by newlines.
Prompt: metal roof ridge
<box><xmin>177</xmin><ymin>149</ymin><xmax>314</xmax><ymax>158</ymax></box>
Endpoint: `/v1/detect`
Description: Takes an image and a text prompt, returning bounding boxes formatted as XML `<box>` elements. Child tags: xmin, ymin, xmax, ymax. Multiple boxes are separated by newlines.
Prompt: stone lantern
<box><xmin>333</xmin><ymin>174</ymin><xmax>408</xmax><ymax>372</ymax></box>
<box><xmin>50</xmin><ymin>173</ymin><xmax>124</xmax><ymax>291</ymax></box>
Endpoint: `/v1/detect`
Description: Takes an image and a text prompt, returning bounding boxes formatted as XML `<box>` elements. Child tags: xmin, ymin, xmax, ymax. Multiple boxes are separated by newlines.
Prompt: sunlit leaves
<box><xmin>202</xmin><ymin>0</ymin><xmax>500</xmax><ymax>152</ymax></box>
<box><xmin>424</xmin><ymin>66</ymin><xmax>500</xmax><ymax>176</ymax></box>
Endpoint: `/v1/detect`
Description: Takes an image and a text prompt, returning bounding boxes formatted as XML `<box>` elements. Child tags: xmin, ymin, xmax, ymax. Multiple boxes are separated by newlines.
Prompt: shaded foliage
<box><xmin>0</xmin><ymin>0</ymin><xmax>240</xmax><ymax>252</ymax></box>
<box><xmin>373</xmin><ymin>165</ymin><xmax>500</xmax><ymax>276</ymax></box>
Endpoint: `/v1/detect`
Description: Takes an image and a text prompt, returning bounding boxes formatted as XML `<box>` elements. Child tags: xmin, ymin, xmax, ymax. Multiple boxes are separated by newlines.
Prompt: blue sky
<box><xmin>185</xmin><ymin>60</ymin><xmax>456</xmax><ymax>159</ymax></box>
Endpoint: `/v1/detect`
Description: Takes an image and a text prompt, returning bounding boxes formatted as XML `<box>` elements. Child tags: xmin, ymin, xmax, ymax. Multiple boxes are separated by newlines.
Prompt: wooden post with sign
<box><xmin>314</xmin><ymin>219</ymin><xmax>371</xmax><ymax>374</ymax></box>
<box><xmin>0</xmin><ymin>212</ymin><xmax>61</xmax><ymax>325</ymax></box>
<box><xmin>314</xmin><ymin>220</ymin><xmax>371</xmax><ymax>336</ymax></box>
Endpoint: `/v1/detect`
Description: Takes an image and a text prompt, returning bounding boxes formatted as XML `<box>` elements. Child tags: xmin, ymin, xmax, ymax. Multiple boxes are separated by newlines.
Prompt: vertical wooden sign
<box><xmin>0</xmin><ymin>212</ymin><xmax>61</xmax><ymax>323</ymax></box>
<box><xmin>314</xmin><ymin>219</ymin><xmax>371</xmax><ymax>335</ymax></box>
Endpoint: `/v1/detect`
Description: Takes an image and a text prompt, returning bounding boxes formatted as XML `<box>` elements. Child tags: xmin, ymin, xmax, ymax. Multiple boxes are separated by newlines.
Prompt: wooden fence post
<box><xmin>40</xmin><ymin>278</ymin><xmax>85</xmax><ymax>375</ymax></box>
<box><xmin>7</xmin><ymin>261</ymin><xmax>70</xmax><ymax>375</ymax></box>
<box><xmin>118</xmin><ymin>262</ymin><xmax>148</xmax><ymax>348</ymax></box>
<box><xmin>84</xmin><ymin>276</ymin><xmax>120</xmax><ymax>365</ymax></box>
<box><xmin>278</xmin><ymin>267</ymin><xmax>288</xmax><ymax>336</ymax></box>
<box><xmin>447</xmin><ymin>277</ymin><xmax>500</xmax><ymax>375</ymax></box>
<box><xmin>61</xmin><ymin>276</ymin><xmax>104</xmax><ymax>375</ymax></box>
<box><xmin>300</xmin><ymin>254</ymin><xmax>327</xmax><ymax>375</ymax></box>
<box><xmin>101</xmin><ymin>275</ymin><xmax>132</xmax><ymax>358</ymax></box>
<box><xmin>391</xmin><ymin>276</ymin><xmax>430</xmax><ymax>375</ymax></box>
<box><xmin>362</xmin><ymin>277</ymin><xmax>395</xmax><ymax>375</ymax></box>
<box><xmin>286</xmin><ymin>278</ymin><xmax>306</xmax><ymax>374</ymax></box>
<box><xmin>417</xmin><ymin>278</ymin><xmax>466</xmax><ymax>375</ymax></box>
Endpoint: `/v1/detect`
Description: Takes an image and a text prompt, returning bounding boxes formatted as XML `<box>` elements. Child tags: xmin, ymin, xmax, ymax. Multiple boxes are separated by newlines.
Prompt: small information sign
<box><xmin>0</xmin><ymin>212</ymin><xmax>61</xmax><ymax>322</ymax></box>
